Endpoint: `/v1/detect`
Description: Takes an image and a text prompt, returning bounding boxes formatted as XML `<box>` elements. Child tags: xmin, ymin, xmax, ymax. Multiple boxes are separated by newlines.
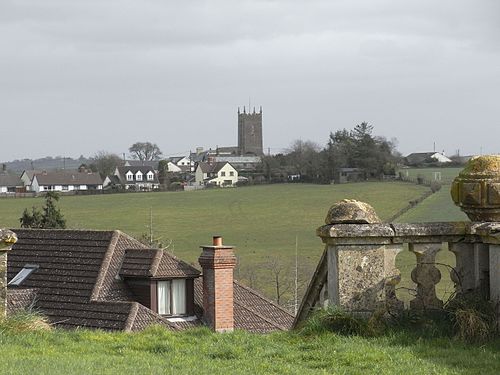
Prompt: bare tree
<box><xmin>129</xmin><ymin>142</ymin><xmax>162</xmax><ymax>161</ymax></box>
<box><xmin>90</xmin><ymin>151</ymin><xmax>123</xmax><ymax>176</ymax></box>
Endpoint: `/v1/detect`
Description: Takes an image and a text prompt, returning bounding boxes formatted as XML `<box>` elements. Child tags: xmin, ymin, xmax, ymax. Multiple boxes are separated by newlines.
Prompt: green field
<box><xmin>0</xmin><ymin>182</ymin><xmax>429</xmax><ymax>303</ymax></box>
<box><xmin>398</xmin><ymin>167</ymin><xmax>462</xmax><ymax>185</ymax></box>
<box><xmin>0</xmin><ymin>326</ymin><xmax>498</xmax><ymax>375</ymax></box>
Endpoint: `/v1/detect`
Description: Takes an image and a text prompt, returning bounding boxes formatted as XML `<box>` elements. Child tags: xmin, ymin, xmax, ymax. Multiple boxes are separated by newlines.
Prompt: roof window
<box><xmin>8</xmin><ymin>264</ymin><xmax>39</xmax><ymax>286</ymax></box>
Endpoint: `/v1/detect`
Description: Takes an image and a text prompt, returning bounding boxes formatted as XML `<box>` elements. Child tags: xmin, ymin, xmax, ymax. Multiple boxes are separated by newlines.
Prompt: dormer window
<box><xmin>157</xmin><ymin>279</ymin><xmax>186</xmax><ymax>315</ymax></box>
<box><xmin>147</xmin><ymin>172</ymin><xmax>154</xmax><ymax>181</ymax></box>
<box><xmin>136</xmin><ymin>171</ymin><xmax>143</xmax><ymax>181</ymax></box>
<box><xmin>126</xmin><ymin>171</ymin><xmax>134</xmax><ymax>181</ymax></box>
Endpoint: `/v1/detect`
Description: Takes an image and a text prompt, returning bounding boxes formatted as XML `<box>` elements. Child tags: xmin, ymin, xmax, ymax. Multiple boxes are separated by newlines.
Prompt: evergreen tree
<box><xmin>19</xmin><ymin>192</ymin><xmax>66</xmax><ymax>229</ymax></box>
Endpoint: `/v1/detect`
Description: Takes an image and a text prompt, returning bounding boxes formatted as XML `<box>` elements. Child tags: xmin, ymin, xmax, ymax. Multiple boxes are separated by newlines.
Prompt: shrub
<box><xmin>299</xmin><ymin>307</ymin><xmax>385</xmax><ymax>337</ymax></box>
<box><xmin>430</xmin><ymin>180</ymin><xmax>442</xmax><ymax>193</ymax></box>
<box><xmin>445</xmin><ymin>292</ymin><xmax>497</xmax><ymax>343</ymax></box>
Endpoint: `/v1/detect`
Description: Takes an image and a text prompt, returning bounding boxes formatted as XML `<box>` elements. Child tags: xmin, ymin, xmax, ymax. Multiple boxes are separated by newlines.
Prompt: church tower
<box><xmin>238</xmin><ymin>106</ymin><xmax>263</xmax><ymax>156</ymax></box>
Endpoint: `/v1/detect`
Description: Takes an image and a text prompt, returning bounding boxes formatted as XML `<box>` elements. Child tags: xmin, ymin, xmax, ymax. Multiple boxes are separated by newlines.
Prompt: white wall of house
<box><xmin>0</xmin><ymin>186</ymin><xmax>7</xmax><ymax>193</ymax></box>
<box><xmin>195</xmin><ymin>166</ymin><xmax>207</xmax><ymax>185</ymax></box>
<box><xmin>431</xmin><ymin>153</ymin><xmax>452</xmax><ymax>163</ymax></box>
<box><xmin>20</xmin><ymin>172</ymin><xmax>33</xmax><ymax>190</ymax></box>
<box><xmin>208</xmin><ymin>164</ymin><xmax>238</xmax><ymax>187</ymax></box>
<box><xmin>168</xmin><ymin>162</ymin><xmax>182</xmax><ymax>173</ymax></box>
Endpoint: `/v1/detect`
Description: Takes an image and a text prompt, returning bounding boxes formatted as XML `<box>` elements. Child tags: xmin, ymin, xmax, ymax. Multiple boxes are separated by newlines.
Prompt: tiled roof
<box><xmin>6</xmin><ymin>229</ymin><xmax>293</xmax><ymax>333</ymax></box>
<box><xmin>6</xmin><ymin>288</ymin><xmax>37</xmax><ymax>315</ymax></box>
<box><xmin>197</xmin><ymin>162</ymin><xmax>233</xmax><ymax>174</ymax></box>
<box><xmin>0</xmin><ymin>174</ymin><xmax>23</xmax><ymax>187</ymax></box>
<box><xmin>188</xmin><ymin>278</ymin><xmax>294</xmax><ymax>333</ymax></box>
<box><xmin>34</xmin><ymin>171</ymin><xmax>103</xmax><ymax>186</ymax></box>
<box><xmin>120</xmin><ymin>248</ymin><xmax>200</xmax><ymax>278</ymax></box>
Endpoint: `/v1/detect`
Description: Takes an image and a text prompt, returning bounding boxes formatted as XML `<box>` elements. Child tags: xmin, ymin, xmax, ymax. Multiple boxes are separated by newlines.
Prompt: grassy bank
<box><xmin>0</xmin><ymin>325</ymin><xmax>498</xmax><ymax>375</ymax></box>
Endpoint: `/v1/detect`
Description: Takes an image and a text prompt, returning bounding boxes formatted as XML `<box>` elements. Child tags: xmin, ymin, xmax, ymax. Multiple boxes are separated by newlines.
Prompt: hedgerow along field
<box><xmin>0</xmin><ymin>182</ymin><xmax>428</xmax><ymax>302</ymax></box>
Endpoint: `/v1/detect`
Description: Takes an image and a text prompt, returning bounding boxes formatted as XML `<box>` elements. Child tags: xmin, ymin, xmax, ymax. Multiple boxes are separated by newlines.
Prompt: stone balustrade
<box><xmin>316</xmin><ymin>220</ymin><xmax>499</xmax><ymax>319</ymax></box>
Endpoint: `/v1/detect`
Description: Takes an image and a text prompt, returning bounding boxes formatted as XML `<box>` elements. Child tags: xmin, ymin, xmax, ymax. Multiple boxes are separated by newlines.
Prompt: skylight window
<box><xmin>8</xmin><ymin>264</ymin><xmax>39</xmax><ymax>286</ymax></box>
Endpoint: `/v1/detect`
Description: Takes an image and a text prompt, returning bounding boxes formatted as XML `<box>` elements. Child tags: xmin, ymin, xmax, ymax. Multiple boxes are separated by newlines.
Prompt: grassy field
<box><xmin>397</xmin><ymin>167</ymin><xmax>462</xmax><ymax>185</ymax></box>
<box><xmin>0</xmin><ymin>183</ymin><xmax>428</xmax><ymax>301</ymax></box>
<box><xmin>0</xmin><ymin>325</ymin><xmax>498</xmax><ymax>375</ymax></box>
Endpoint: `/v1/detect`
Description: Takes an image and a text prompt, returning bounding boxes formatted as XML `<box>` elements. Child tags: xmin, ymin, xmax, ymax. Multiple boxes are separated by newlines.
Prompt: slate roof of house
<box><xmin>7</xmin><ymin>229</ymin><xmax>293</xmax><ymax>333</ymax></box>
<box><xmin>197</xmin><ymin>162</ymin><xmax>233</xmax><ymax>174</ymax></box>
<box><xmin>0</xmin><ymin>174</ymin><xmax>23</xmax><ymax>187</ymax></box>
<box><xmin>124</xmin><ymin>160</ymin><xmax>159</xmax><ymax>168</ymax></box>
<box><xmin>34</xmin><ymin>171</ymin><xmax>103</xmax><ymax>186</ymax></box>
<box><xmin>405</xmin><ymin>152</ymin><xmax>451</xmax><ymax>165</ymax></box>
<box><xmin>120</xmin><ymin>249</ymin><xmax>200</xmax><ymax>278</ymax></box>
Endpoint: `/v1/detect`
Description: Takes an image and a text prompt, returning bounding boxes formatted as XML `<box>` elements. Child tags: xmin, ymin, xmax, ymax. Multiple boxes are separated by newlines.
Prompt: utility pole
<box><xmin>149</xmin><ymin>207</ymin><xmax>153</xmax><ymax>245</ymax></box>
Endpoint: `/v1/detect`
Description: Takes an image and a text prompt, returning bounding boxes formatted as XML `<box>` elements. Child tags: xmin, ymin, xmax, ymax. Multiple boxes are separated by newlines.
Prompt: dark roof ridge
<box><xmin>150</xmin><ymin>249</ymin><xmax>163</xmax><ymax>276</ymax></box>
<box><xmin>233</xmin><ymin>298</ymin><xmax>289</xmax><ymax>331</ymax></box>
<box><xmin>124</xmin><ymin>301</ymin><xmax>139</xmax><ymax>331</ymax></box>
<box><xmin>90</xmin><ymin>230</ymin><xmax>121</xmax><ymax>301</ymax></box>
<box><xmin>234</xmin><ymin>280</ymin><xmax>295</xmax><ymax>317</ymax></box>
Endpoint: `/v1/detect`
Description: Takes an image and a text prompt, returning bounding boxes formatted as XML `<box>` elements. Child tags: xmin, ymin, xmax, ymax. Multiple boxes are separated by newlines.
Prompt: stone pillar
<box><xmin>198</xmin><ymin>236</ymin><xmax>236</xmax><ymax>332</ymax></box>
<box><xmin>0</xmin><ymin>229</ymin><xmax>17</xmax><ymax>318</ymax></box>
<box><xmin>320</xmin><ymin>200</ymin><xmax>403</xmax><ymax>315</ymax></box>
<box><xmin>449</xmin><ymin>242</ymin><xmax>489</xmax><ymax>296</ymax></box>
<box><xmin>489</xmin><ymin>244</ymin><xmax>500</xmax><ymax>329</ymax></box>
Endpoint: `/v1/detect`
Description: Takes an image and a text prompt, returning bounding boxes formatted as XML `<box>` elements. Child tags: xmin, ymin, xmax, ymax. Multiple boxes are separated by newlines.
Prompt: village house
<box><xmin>195</xmin><ymin>162</ymin><xmax>238</xmax><ymax>187</ymax></box>
<box><xmin>20</xmin><ymin>170</ymin><xmax>103</xmax><ymax>193</ymax></box>
<box><xmin>405</xmin><ymin>152</ymin><xmax>452</xmax><ymax>166</ymax></box>
<box><xmin>0</xmin><ymin>174</ymin><xmax>24</xmax><ymax>194</ymax></box>
<box><xmin>4</xmin><ymin>229</ymin><xmax>293</xmax><ymax>333</ymax></box>
<box><xmin>109</xmin><ymin>166</ymin><xmax>160</xmax><ymax>190</ymax></box>
<box><xmin>168</xmin><ymin>156</ymin><xmax>194</xmax><ymax>172</ymax></box>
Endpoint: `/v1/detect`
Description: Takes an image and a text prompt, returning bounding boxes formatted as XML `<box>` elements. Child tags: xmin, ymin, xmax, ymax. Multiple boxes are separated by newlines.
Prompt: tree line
<box><xmin>263</xmin><ymin>122</ymin><xmax>400</xmax><ymax>183</ymax></box>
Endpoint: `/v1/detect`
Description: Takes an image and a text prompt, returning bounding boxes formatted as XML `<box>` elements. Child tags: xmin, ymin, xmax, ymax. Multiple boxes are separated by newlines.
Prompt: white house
<box><xmin>195</xmin><ymin>162</ymin><xmax>238</xmax><ymax>187</ymax></box>
<box><xmin>111</xmin><ymin>166</ymin><xmax>160</xmax><ymax>190</ymax></box>
<box><xmin>169</xmin><ymin>156</ymin><xmax>194</xmax><ymax>172</ymax></box>
<box><xmin>405</xmin><ymin>152</ymin><xmax>452</xmax><ymax>166</ymax></box>
<box><xmin>28</xmin><ymin>171</ymin><xmax>103</xmax><ymax>193</ymax></box>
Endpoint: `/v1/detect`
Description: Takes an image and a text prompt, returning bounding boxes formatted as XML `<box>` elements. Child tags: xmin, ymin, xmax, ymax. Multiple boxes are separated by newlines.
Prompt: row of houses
<box><xmin>0</xmin><ymin>159</ymin><xmax>245</xmax><ymax>194</ymax></box>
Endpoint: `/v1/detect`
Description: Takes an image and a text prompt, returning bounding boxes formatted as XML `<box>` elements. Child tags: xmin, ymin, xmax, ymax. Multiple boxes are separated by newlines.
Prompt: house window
<box><xmin>221</xmin><ymin>171</ymin><xmax>226</xmax><ymax>177</ymax></box>
<box><xmin>230</xmin><ymin>171</ymin><xmax>234</xmax><ymax>176</ymax></box>
<box><xmin>157</xmin><ymin>279</ymin><xmax>186</xmax><ymax>315</ymax></box>
<box><xmin>136</xmin><ymin>172</ymin><xmax>143</xmax><ymax>181</ymax></box>
<box><xmin>147</xmin><ymin>172</ymin><xmax>154</xmax><ymax>181</ymax></box>
<box><xmin>126</xmin><ymin>172</ymin><xmax>134</xmax><ymax>181</ymax></box>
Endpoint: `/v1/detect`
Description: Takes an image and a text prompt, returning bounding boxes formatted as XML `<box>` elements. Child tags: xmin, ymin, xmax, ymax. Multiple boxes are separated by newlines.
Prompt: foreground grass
<box><xmin>0</xmin><ymin>326</ymin><xmax>498</xmax><ymax>375</ymax></box>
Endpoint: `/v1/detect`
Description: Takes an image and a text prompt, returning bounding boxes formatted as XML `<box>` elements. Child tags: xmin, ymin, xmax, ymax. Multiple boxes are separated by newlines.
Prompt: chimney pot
<box><xmin>213</xmin><ymin>236</ymin><xmax>222</xmax><ymax>246</ymax></box>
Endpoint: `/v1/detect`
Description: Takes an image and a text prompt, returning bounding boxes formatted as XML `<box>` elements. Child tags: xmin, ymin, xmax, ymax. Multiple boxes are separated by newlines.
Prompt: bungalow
<box><xmin>25</xmin><ymin>171</ymin><xmax>103</xmax><ymax>193</ymax></box>
<box><xmin>0</xmin><ymin>174</ymin><xmax>24</xmax><ymax>194</ymax></box>
<box><xmin>112</xmin><ymin>166</ymin><xmax>160</xmax><ymax>190</ymax></box>
<box><xmin>195</xmin><ymin>162</ymin><xmax>238</xmax><ymax>187</ymax></box>
<box><xmin>4</xmin><ymin>229</ymin><xmax>293</xmax><ymax>333</ymax></box>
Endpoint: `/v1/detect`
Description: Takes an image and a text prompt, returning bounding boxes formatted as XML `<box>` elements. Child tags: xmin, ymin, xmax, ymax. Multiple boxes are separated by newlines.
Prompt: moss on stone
<box><xmin>460</xmin><ymin>155</ymin><xmax>500</xmax><ymax>176</ymax></box>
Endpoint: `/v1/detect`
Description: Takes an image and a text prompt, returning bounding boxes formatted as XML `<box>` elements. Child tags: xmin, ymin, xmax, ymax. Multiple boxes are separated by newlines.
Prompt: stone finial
<box><xmin>325</xmin><ymin>199</ymin><xmax>381</xmax><ymax>225</ymax></box>
<box><xmin>0</xmin><ymin>229</ymin><xmax>17</xmax><ymax>250</ymax></box>
<box><xmin>451</xmin><ymin>155</ymin><xmax>500</xmax><ymax>221</ymax></box>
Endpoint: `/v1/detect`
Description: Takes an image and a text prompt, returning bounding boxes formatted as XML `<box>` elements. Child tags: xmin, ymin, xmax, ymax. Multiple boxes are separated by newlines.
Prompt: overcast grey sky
<box><xmin>1</xmin><ymin>0</ymin><xmax>499</xmax><ymax>161</ymax></box>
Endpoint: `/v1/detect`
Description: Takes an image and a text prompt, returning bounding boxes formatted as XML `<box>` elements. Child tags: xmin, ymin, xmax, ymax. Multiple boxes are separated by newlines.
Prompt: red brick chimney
<box><xmin>198</xmin><ymin>236</ymin><xmax>236</xmax><ymax>332</ymax></box>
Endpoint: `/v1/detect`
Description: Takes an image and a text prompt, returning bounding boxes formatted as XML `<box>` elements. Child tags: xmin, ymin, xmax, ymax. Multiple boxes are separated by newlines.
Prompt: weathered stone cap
<box><xmin>459</xmin><ymin>155</ymin><xmax>500</xmax><ymax>177</ymax></box>
<box><xmin>0</xmin><ymin>228</ymin><xmax>17</xmax><ymax>250</ymax></box>
<box><xmin>325</xmin><ymin>199</ymin><xmax>381</xmax><ymax>224</ymax></box>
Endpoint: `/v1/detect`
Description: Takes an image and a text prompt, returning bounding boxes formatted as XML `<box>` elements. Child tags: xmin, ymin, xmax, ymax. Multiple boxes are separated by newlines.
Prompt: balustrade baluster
<box><xmin>409</xmin><ymin>243</ymin><xmax>443</xmax><ymax>310</ymax></box>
